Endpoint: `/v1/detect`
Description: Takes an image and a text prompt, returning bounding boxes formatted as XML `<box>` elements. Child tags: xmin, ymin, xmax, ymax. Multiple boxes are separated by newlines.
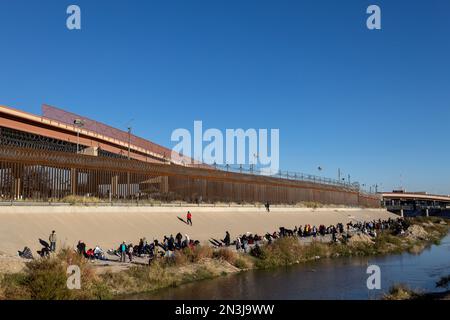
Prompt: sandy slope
<box><xmin>0</xmin><ymin>206</ymin><xmax>397</xmax><ymax>258</ymax></box>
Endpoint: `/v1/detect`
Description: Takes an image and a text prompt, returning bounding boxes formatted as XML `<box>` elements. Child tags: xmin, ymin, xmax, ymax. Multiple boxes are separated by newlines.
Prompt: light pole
<box><xmin>73</xmin><ymin>119</ymin><xmax>84</xmax><ymax>153</ymax></box>
<box><xmin>252</xmin><ymin>153</ymin><xmax>259</xmax><ymax>174</ymax></box>
<box><xmin>127</xmin><ymin>126</ymin><xmax>132</xmax><ymax>199</ymax></box>
<box><xmin>127</xmin><ymin>127</ymin><xmax>132</xmax><ymax>160</ymax></box>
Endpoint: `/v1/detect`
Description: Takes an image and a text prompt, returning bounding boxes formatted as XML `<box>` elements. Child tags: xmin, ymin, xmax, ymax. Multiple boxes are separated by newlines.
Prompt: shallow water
<box><xmin>129</xmin><ymin>232</ymin><xmax>450</xmax><ymax>300</ymax></box>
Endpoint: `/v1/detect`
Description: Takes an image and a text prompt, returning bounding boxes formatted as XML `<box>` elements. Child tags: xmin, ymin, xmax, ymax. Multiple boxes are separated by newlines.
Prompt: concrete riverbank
<box><xmin>0</xmin><ymin>206</ymin><xmax>396</xmax><ymax>258</ymax></box>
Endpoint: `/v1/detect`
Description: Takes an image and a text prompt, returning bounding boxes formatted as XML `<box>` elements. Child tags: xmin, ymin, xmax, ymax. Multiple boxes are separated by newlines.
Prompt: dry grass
<box><xmin>0</xmin><ymin>247</ymin><xmax>111</xmax><ymax>300</ymax></box>
<box><xmin>102</xmin><ymin>257</ymin><xmax>240</xmax><ymax>296</ymax></box>
<box><xmin>61</xmin><ymin>195</ymin><xmax>103</xmax><ymax>205</ymax></box>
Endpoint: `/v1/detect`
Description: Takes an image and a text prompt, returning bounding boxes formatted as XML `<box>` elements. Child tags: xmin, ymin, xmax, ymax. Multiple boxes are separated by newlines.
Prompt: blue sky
<box><xmin>0</xmin><ymin>0</ymin><xmax>449</xmax><ymax>194</ymax></box>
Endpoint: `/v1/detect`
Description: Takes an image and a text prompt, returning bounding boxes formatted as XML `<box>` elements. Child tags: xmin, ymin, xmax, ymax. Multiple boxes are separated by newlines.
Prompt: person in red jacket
<box><xmin>187</xmin><ymin>211</ymin><xmax>192</xmax><ymax>226</ymax></box>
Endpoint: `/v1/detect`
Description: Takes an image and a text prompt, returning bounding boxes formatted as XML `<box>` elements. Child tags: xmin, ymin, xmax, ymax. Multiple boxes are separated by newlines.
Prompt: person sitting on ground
<box><xmin>18</xmin><ymin>246</ymin><xmax>33</xmax><ymax>260</ymax></box>
<box><xmin>94</xmin><ymin>245</ymin><xmax>105</xmax><ymax>260</ymax></box>
<box><xmin>37</xmin><ymin>246</ymin><xmax>50</xmax><ymax>258</ymax></box>
<box><xmin>264</xmin><ymin>233</ymin><xmax>273</xmax><ymax>244</ymax></box>
<box><xmin>143</xmin><ymin>239</ymin><xmax>151</xmax><ymax>254</ymax></box>
<box><xmin>86</xmin><ymin>248</ymin><xmax>95</xmax><ymax>260</ymax></box>
<box><xmin>252</xmin><ymin>234</ymin><xmax>261</xmax><ymax>245</ymax></box>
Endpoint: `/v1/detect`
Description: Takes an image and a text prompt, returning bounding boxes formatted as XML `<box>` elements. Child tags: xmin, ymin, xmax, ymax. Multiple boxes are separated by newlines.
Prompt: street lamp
<box><xmin>127</xmin><ymin>127</ymin><xmax>132</xmax><ymax>160</ymax></box>
<box><xmin>73</xmin><ymin>119</ymin><xmax>84</xmax><ymax>153</ymax></box>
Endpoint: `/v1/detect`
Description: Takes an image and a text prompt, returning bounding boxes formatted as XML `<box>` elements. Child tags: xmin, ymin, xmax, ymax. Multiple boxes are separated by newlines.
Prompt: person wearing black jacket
<box><xmin>223</xmin><ymin>231</ymin><xmax>231</xmax><ymax>246</ymax></box>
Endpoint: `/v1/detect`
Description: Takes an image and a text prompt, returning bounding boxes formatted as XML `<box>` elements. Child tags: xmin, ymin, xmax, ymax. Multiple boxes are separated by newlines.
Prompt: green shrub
<box><xmin>24</xmin><ymin>258</ymin><xmax>71</xmax><ymax>300</ymax></box>
<box><xmin>250</xmin><ymin>238</ymin><xmax>328</xmax><ymax>269</ymax></box>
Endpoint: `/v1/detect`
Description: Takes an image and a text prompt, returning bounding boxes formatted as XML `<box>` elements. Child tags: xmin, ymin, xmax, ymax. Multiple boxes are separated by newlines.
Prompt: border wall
<box><xmin>0</xmin><ymin>146</ymin><xmax>380</xmax><ymax>207</ymax></box>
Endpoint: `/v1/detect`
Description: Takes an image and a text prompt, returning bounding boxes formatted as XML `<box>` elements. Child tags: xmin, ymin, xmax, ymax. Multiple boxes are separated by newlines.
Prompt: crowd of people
<box><xmin>24</xmin><ymin>210</ymin><xmax>409</xmax><ymax>263</ymax></box>
<box><xmin>209</xmin><ymin>217</ymin><xmax>409</xmax><ymax>252</ymax></box>
<box><xmin>73</xmin><ymin>232</ymin><xmax>200</xmax><ymax>264</ymax></box>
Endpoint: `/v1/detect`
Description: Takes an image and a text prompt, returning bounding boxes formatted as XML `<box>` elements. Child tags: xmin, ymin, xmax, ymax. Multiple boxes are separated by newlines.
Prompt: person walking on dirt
<box><xmin>187</xmin><ymin>211</ymin><xmax>193</xmax><ymax>226</ymax></box>
<box><xmin>265</xmin><ymin>201</ymin><xmax>270</xmax><ymax>212</ymax></box>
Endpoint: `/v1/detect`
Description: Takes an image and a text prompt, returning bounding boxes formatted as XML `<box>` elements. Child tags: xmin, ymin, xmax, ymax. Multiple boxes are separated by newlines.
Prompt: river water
<box><xmin>131</xmin><ymin>233</ymin><xmax>450</xmax><ymax>300</ymax></box>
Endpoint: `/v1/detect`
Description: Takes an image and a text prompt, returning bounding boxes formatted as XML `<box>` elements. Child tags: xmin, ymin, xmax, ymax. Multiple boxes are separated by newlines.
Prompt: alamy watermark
<box><xmin>67</xmin><ymin>265</ymin><xmax>81</xmax><ymax>290</ymax></box>
<box><xmin>366</xmin><ymin>265</ymin><xmax>381</xmax><ymax>290</ymax></box>
<box><xmin>64</xmin><ymin>5</ymin><xmax>382</xmax><ymax>32</ymax></box>
<box><xmin>66</xmin><ymin>5</ymin><xmax>81</xmax><ymax>30</ymax></box>
<box><xmin>171</xmin><ymin>121</ymin><xmax>280</xmax><ymax>175</ymax></box>
<box><xmin>367</xmin><ymin>5</ymin><xmax>381</xmax><ymax>30</ymax></box>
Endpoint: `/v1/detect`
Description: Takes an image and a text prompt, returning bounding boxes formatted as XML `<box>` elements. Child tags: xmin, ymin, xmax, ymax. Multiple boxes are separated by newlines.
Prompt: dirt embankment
<box><xmin>0</xmin><ymin>206</ymin><xmax>396</xmax><ymax>274</ymax></box>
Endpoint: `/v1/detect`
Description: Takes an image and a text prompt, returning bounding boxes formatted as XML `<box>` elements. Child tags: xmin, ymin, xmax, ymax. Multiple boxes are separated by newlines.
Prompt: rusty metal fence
<box><xmin>192</xmin><ymin>163</ymin><xmax>361</xmax><ymax>192</ymax></box>
<box><xmin>0</xmin><ymin>145</ymin><xmax>380</xmax><ymax>207</ymax></box>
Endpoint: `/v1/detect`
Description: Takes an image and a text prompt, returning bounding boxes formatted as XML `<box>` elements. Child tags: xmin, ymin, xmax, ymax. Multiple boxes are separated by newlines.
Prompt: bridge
<box><xmin>381</xmin><ymin>191</ymin><xmax>450</xmax><ymax>217</ymax></box>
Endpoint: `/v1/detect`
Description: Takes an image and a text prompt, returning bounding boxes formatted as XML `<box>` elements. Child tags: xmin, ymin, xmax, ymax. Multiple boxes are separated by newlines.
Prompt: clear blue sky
<box><xmin>1</xmin><ymin>0</ymin><xmax>449</xmax><ymax>194</ymax></box>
